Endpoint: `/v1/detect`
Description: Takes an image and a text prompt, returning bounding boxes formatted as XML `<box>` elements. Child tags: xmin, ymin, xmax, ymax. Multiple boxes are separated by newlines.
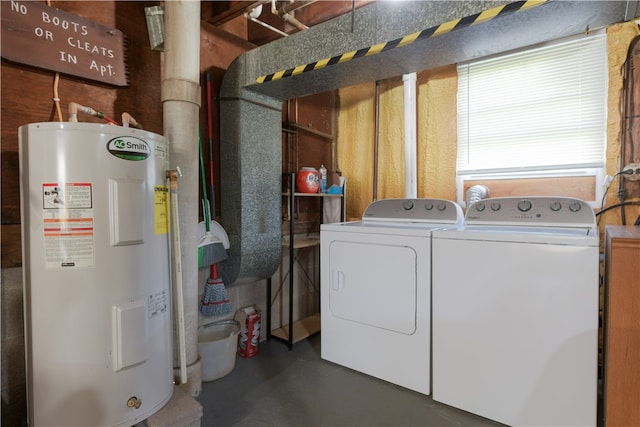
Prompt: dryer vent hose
<box><xmin>466</xmin><ymin>185</ymin><xmax>490</xmax><ymax>206</ymax></box>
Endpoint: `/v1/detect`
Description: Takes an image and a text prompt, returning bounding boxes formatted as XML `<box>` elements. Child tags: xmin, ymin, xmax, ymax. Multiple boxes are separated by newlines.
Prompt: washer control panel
<box><xmin>465</xmin><ymin>196</ymin><xmax>595</xmax><ymax>227</ymax></box>
<box><xmin>363</xmin><ymin>198</ymin><xmax>463</xmax><ymax>224</ymax></box>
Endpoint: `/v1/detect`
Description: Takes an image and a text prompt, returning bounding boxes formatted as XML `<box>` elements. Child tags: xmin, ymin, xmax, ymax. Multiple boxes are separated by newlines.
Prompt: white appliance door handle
<box><xmin>332</xmin><ymin>270</ymin><xmax>344</xmax><ymax>291</ymax></box>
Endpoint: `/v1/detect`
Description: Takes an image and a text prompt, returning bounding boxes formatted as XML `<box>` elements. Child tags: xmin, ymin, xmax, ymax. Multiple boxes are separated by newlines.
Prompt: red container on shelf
<box><xmin>296</xmin><ymin>167</ymin><xmax>320</xmax><ymax>193</ymax></box>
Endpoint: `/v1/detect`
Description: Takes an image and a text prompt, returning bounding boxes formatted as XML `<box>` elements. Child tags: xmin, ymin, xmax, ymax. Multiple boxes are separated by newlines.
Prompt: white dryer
<box><xmin>320</xmin><ymin>198</ymin><xmax>463</xmax><ymax>395</ymax></box>
<box><xmin>432</xmin><ymin>197</ymin><xmax>599</xmax><ymax>426</ymax></box>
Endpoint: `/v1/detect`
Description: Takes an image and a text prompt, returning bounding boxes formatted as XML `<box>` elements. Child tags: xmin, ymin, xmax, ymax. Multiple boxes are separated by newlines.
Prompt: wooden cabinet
<box><xmin>603</xmin><ymin>226</ymin><xmax>640</xmax><ymax>427</ymax></box>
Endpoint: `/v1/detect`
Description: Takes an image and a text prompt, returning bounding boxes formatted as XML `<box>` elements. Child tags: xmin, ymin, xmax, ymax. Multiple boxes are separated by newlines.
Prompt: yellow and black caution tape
<box><xmin>256</xmin><ymin>0</ymin><xmax>546</xmax><ymax>84</ymax></box>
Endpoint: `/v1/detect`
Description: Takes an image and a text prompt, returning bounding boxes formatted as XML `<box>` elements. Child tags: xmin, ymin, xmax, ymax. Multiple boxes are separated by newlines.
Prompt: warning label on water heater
<box><xmin>154</xmin><ymin>185</ymin><xmax>169</xmax><ymax>235</ymax></box>
<box><xmin>42</xmin><ymin>183</ymin><xmax>95</xmax><ymax>268</ymax></box>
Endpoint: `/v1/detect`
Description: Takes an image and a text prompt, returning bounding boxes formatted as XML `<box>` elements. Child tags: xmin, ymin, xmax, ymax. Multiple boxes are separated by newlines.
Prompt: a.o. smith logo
<box><xmin>107</xmin><ymin>136</ymin><xmax>150</xmax><ymax>161</ymax></box>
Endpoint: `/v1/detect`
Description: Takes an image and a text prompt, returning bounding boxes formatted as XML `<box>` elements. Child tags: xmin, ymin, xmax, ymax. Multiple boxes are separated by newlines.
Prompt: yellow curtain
<box><xmin>337</xmin><ymin>65</ymin><xmax>458</xmax><ymax>220</ymax></box>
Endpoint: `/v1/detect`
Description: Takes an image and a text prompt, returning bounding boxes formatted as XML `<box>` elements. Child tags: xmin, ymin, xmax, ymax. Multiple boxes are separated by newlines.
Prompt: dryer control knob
<box><xmin>403</xmin><ymin>200</ymin><xmax>415</xmax><ymax>211</ymax></box>
<box><xmin>475</xmin><ymin>202</ymin><xmax>486</xmax><ymax>212</ymax></box>
<box><xmin>424</xmin><ymin>202</ymin><xmax>434</xmax><ymax>211</ymax></box>
<box><xmin>569</xmin><ymin>202</ymin><xmax>582</xmax><ymax>212</ymax></box>
<box><xmin>491</xmin><ymin>203</ymin><xmax>501</xmax><ymax>211</ymax></box>
<box><xmin>437</xmin><ymin>203</ymin><xmax>446</xmax><ymax>211</ymax></box>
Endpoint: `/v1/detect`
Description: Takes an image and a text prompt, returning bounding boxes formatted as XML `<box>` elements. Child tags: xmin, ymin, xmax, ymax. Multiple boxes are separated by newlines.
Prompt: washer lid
<box><xmin>432</xmin><ymin>225</ymin><xmax>598</xmax><ymax>246</ymax></box>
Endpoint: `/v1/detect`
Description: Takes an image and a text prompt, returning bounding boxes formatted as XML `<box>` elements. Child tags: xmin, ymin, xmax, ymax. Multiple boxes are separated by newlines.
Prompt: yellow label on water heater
<box><xmin>154</xmin><ymin>185</ymin><xmax>169</xmax><ymax>234</ymax></box>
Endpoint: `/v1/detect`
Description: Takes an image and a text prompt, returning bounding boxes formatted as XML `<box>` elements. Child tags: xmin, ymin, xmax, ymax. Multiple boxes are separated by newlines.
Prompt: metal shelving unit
<box><xmin>267</xmin><ymin>172</ymin><xmax>345</xmax><ymax>349</ymax></box>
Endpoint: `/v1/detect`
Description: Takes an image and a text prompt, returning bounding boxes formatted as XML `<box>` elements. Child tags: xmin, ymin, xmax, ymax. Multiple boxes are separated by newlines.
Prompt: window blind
<box><xmin>457</xmin><ymin>32</ymin><xmax>607</xmax><ymax>175</ymax></box>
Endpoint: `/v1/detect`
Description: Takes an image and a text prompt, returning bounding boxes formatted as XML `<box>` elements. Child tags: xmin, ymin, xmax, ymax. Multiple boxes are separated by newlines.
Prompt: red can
<box><xmin>236</xmin><ymin>306</ymin><xmax>261</xmax><ymax>358</ymax></box>
<box><xmin>296</xmin><ymin>167</ymin><xmax>320</xmax><ymax>193</ymax></box>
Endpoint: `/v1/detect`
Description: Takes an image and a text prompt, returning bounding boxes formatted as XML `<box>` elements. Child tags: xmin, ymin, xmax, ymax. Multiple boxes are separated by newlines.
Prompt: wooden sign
<box><xmin>1</xmin><ymin>0</ymin><xmax>128</xmax><ymax>86</ymax></box>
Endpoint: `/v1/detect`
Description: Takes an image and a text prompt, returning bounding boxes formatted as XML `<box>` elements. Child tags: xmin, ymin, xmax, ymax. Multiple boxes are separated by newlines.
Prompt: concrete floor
<box><xmin>196</xmin><ymin>334</ymin><xmax>502</xmax><ymax>427</ymax></box>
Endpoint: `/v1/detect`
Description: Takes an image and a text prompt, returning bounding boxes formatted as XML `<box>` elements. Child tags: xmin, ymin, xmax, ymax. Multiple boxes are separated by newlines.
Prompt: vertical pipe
<box><xmin>403</xmin><ymin>72</ymin><xmax>417</xmax><ymax>198</ymax></box>
<box><xmin>373</xmin><ymin>81</ymin><xmax>380</xmax><ymax>201</ymax></box>
<box><xmin>168</xmin><ymin>170</ymin><xmax>187</xmax><ymax>385</ymax></box>
<box><xmin>288</xmin><ymin>172</ymin><xmax>295</xmax><ymax>349</ymax></box>
<box><xmin>331</xmin><ymin>90</ymin><xmax>341</xmax><ymax>176</ymax></box>
<box><xmin>162</xmin><ymin>0</ymin><xmax>202</xmax><ymax>396</ymax></box>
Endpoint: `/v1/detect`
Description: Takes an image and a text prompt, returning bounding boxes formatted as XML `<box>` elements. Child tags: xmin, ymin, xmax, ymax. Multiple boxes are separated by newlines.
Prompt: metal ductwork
<box><xmin>220</xmin><ymin>1</ymin><xmax>639</xmax><ymax>285</ymax></box>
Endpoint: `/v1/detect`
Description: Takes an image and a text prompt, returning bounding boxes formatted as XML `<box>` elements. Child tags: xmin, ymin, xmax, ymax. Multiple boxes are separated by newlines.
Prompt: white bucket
<box><xmin>198</xmin><ymin>320</ymin><xmax>241</xmax><ymax>382</ymax></box>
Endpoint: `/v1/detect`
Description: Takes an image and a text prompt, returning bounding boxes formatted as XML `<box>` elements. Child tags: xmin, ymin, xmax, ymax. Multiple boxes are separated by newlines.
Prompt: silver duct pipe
<box><xmin>466</xmin><ymin>185</ymin><xmax>490</xmax><ymax>206</ymax></box>
<box><xmin>162</xmin><ymin>0</ymin><xmax>202</xmax><ymax>396</ymax></box>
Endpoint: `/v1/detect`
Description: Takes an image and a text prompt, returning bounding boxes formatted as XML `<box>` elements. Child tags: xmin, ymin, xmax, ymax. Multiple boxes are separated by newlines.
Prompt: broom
<box><xmin>198</xmin><ymin>115</ymin><xmax>232</xmax><ymax>316</ymax></box>
<box><xmin>197</xmin><ymin>74</ymin><xmax>226</xmax><ymax>267</ymax></box>
<box><xmin>197</xmin><ymin>128</ymin><xmax>227</xmax><ymax>268</ymax></box>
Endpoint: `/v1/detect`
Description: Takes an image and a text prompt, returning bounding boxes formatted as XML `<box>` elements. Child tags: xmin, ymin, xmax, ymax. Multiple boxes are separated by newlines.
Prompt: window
<box><xmin>456</xmin><ymin>31</ymin><xmax>607</xmax><ymax>207</ymax></box>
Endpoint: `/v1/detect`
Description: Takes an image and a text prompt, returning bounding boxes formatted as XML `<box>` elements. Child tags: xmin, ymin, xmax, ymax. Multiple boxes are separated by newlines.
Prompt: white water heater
<box><xmin>19</xmin><ymin>122</ymin><xmax>173</xmax><ymax>426</ymax></box>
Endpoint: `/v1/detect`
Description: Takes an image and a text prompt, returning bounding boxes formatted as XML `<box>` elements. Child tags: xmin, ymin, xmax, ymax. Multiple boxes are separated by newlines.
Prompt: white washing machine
<box><xmin>432</xmin><ymin>196</ymin><xmax>599</xmax><ymax>426</ymax></box>
<box><xmin>321</xmin><ymin>198</ymin><xmax>463</xmax><ymax>395</ymax></box>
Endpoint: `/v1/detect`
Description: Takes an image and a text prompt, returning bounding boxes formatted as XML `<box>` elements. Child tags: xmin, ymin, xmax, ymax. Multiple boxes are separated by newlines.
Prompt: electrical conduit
<box><xmin>373</xmin><ymin>80</ymin><xmax>380</xmax><ymax>201</ymax></box>
<box><xmin>403</xmin><ymin>72</ymin><xmax>417</xmax><ymax>198</ymax></box>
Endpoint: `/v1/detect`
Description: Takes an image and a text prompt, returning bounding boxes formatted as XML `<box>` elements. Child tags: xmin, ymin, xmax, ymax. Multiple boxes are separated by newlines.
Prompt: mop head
<box><xmin>200</xmin><ymin>277</ymin><xmax>232</xmax><ymax>316</ymax></box>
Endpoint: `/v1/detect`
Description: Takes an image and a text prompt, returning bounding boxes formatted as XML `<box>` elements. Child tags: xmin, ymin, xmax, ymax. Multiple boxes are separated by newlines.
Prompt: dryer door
<box><xmin>328</xmin><ymin>239</ymin><xmax>417</xmax><ymax>334</ymax></box>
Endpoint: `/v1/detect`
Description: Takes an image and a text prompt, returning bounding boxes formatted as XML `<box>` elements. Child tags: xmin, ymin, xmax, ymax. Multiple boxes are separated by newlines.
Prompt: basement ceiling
<box><xmin>202</xmin><ymin>0</ymin><xmax>373</xmax><ymax>46</ymax></box>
